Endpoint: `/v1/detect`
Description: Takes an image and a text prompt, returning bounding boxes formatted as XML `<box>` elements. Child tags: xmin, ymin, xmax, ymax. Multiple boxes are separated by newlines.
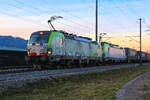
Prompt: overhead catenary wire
<box><xmin>117</xmin><ymin>0</ymin><xmax>140</xmax><ymax>18</ymax></box>
<box><xmin>0</xmin><ymin>10</ymin><xmax>79</xmax><ymax>35</ymax></box>
<box><xmin>116</xmin><ymin>0</ymin><xmax>150</xmax><ymax>53</ymax></box>
<box><xmin>3</xmin><ymin>0</ymin><xmax>91</xmax><ymax>33</ymax></box>
<box><xmin>125</xmin><ymin>36</ymin><xmax>140</xmax><ymax>43</ymax></box>
<box><xmin>109</xmin><ymin>1</ymin><xmax>142</xmax><ymax>47</ymax></box>
<box><xmin>42</xmin><ymin>0</ymin><xmax>94</xmax><ymax>31</ymax></box>
<box><xmin>1</xmin><ymin>2</ymin><xmax>75</xmax><ymax>32</ymax></box>
<box><xmin>12</xmin><ymin>0</ymin><xmax>93</xmax><ymax>32</ymax></box>
<box><xmin>111</xmin><ymin>1</ymin><xmax>137</xmax><ymax>29</ymax></box>
<box><xmin>43</xmin><ymin>0</ymin><xmax>94</xmax><ymax>26</ymax></box>
<box><xmin>143</xmin><ymin>20</ymin><xmax>150</xmax><ymax>31</ymax></box>
<box><xmin>0</xmin><ymin>10</ymin><xmax>48</xmax><ymax>28</ymax></box>
<box><xmin>116</xmin><ymin>0</ymin><xmax>150</xmax><ymax>33</ymax></box>
<box><xmin>118</xmin><ymin>0</ymin><xmax>149</xmax><ymax>31</ymax></box>
<box><xmin>100</xmin><ymin>2</ymin><xmax>131</xmax><ymax>33</ymax></box>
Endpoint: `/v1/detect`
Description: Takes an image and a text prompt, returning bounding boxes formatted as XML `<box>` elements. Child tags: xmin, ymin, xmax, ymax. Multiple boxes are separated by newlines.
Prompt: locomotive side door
<box><xmin>53</xmin><ymin>36</ymin><xmax>64</xmax><ymax>55</ymax></box>
<box><xmin>59</xmin><ymin>37</ymin><xmax>64</xmax><ymax>55</ymax></box>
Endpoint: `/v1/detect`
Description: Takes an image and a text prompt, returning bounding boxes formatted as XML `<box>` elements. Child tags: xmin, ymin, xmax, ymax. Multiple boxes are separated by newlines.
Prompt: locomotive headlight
<box><xmin>48</xmin><ymin>50</ymin><xmax>51</xmax><ymax>54</ymax></box>
<box><xmin>48</xmin><ymin>49</ymin><xmax>52</xmax><ymax>55</ymax></box>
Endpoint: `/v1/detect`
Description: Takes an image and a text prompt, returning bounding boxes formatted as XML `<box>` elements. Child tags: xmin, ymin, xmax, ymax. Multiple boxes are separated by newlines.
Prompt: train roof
<box><xmin>102</xmin><ymin>42</ymin><xmax>118</xmax><ymax>47</ymax></box>
<box><xmin>31</xmin><ymin>30</ymin><xmax>52</xmax><ymax>35</ymax></box>
<box><xmin>31</xmin><ymin>30</ymin><xmax>98</xmax><ymax>43</ymax></box>
<box><xmin>137</xmin><ymin>51</ymin><xmax>147</xmax><ymax>53</ymax></box>
<box><xmin>124</xmin><ymin>48</ymin><xmax>137</xmax><ymax>51</ymax></box>
<box><xmin>101</xmin><ymin>42</ymin><xmax>124</xmax><ymax>49</ymax></box>
<box><xmin>53</xmin><ymin>30</ymin><xmax>93</xmax><ymax>43</ymax></box>
<box><xmin>57</xmin><ymin>30</ymin><xmax>92</xmax><ymax>39</ymax></box>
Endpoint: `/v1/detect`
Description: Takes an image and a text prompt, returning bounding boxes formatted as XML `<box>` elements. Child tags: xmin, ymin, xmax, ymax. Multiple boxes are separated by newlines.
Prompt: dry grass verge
<box><xmin>1</xmin><ymin>65</ymin><xmax>150</xmax><ymax>100</ymax></box>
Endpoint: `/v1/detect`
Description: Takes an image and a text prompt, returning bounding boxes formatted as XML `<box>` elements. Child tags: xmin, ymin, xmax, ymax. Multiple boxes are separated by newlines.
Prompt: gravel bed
<box><xmin>0</xmin><ymin>63</ymin><xmax>149</xmax><ymax>90</ymax></box>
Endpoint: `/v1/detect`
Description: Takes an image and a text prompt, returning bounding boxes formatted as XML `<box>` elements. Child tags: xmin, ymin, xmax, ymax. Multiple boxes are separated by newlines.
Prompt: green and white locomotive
<box><xmin>26</xmin><ymin>30</ymin><xmax>103</xmax><ymax>68</ymax></box>
<box><xmin>102</xmin><ymin>42</ymin><xmax>126</xmax><ymax>63</ymax></box>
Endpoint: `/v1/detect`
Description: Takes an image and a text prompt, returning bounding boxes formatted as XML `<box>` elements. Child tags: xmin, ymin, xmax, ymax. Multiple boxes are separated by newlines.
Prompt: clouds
<box><xmin>0</xmin><ymin>14</ymin><xmax>48</xmax><ymax>39</ymax></box>
<box><xmin>0</xmin><ymin>0</ymin><xmax>150</xmax><ymax>51</ymax></box>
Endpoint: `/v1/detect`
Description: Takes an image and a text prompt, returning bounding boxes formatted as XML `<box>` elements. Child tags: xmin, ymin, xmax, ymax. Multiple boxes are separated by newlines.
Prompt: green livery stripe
<box><xmin>48</xmin><ymin>32</ymin><xmax>64</xmax><ymax>48</ymax></box>
<box><xmin>56</xmin><ymin>46</ymin><xmax>60</xmax><ymax>50</ymax></box>
<box><xmin>91</xmin><ymin>51</ymin><xmax>98</xmax><ymax>56</ymax></box>
<box><xmin>27</xmin><ymin>39</ymin><xmax>30</xmax><ymax>49</ymax></box>
<box><xmin>102</xmin><ymin>43</ymin><xmax>109</xmax><ymax>54</ymax></box>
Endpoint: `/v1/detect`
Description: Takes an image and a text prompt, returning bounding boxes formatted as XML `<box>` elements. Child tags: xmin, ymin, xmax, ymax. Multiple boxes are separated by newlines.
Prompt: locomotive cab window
<box><xmin>30</xmin><ymin>32</ymin><xmax>50</xmax><ymax>44</ymax></box>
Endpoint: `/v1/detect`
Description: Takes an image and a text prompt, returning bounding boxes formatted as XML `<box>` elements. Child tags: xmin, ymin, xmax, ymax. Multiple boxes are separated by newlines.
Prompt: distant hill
<box><xmin>0</xmin><ymin>36</ymin><xmax>28</xmax><ymax>50</ymax></box>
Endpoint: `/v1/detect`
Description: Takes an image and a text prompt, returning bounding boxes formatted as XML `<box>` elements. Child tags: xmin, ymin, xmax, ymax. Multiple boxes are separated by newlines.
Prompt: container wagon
<box><xmin>125</xmin><ymin>48</ymin><xmax>137</xmax><ymax>63</ymax></box>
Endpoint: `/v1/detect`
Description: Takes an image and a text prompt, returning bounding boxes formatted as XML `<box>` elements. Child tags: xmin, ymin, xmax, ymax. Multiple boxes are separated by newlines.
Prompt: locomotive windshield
<box><xmin>29</xmin><ymin>32</ymin><xmax>50</xmax><ymax>44</ymax></box>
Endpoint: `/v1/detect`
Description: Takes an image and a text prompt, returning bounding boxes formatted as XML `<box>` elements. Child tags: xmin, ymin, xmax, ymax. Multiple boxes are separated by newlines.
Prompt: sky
<box><xmin>0</xmin><ymin>0</ymin><xmax>150</xmax><ymax>52</ymax></box>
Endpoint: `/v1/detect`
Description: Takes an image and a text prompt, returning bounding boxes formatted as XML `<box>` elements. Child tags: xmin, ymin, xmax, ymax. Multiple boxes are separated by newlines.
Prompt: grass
<box><xmin>1</xmin><ymin>65</ymin><xmax>150</xmax><ymax>100</ymax></box>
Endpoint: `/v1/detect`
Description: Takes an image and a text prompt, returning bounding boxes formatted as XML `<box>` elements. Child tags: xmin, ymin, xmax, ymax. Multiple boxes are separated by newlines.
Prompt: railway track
<box><xmin>0</xmin><ymin>65</ymin><xmax>32</xmax><ymax>70</ymax></box>
<box><xmin>0</xmin><ymin>63</ymin><xmax>141</xmax><ymax>74</ymax></box>
<box><xmin>0</xmin><ymin>67</ymin><xmax>35</xmax><ymax>74</ymax></box>
<box><xmin>0</xmin><ymin>63</ymin><xmax>150</xmax><ymax>74</ymax></box>
<box><xmin>0</xmin><ymin>63</ymin><xmax>150</xmax><ymax>90</ymax></box>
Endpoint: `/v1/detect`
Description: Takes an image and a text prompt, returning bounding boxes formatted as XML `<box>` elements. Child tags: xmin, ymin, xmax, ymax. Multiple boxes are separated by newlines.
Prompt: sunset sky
<box><xmin>0</xmin><ymin>0</ymin><xmax>150</xmax><ymax>52</ymax></box>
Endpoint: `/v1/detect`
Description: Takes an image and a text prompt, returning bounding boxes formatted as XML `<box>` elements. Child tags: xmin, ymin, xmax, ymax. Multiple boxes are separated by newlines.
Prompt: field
<box><xmin>1</xmin><ymin>65</ymin><xmax>150</xmax><ymax>100</ymax></box>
